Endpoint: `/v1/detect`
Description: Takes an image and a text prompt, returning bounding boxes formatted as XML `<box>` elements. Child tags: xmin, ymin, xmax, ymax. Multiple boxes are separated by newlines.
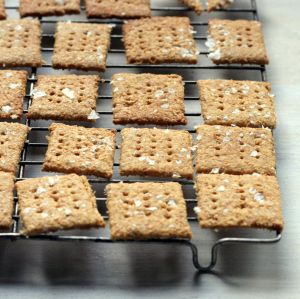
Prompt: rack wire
<box><xmin>0</xmin><ymin>0</ymin><xmax>281</xmax><ymax>272</ymax></box>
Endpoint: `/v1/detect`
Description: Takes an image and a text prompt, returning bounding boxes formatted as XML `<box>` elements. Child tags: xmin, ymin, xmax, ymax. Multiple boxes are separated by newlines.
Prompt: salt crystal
<box><xmin>193</xmin><ymin>207</ymin><xmax>201</xmax><ymax>214</ymax></box>
<box><xmin>161</xmin><ymin>103</ymin><xmax>169</xmax><ymax>109</ymax></box>
<box><xmin>208</xmin><ymin>49</ymin><xmax>221</xmax><ymax>60</ymax></box>
<box><xmin>9</xmin><ymin>83</ymin><xmax>20</xmax><ymax>89</ymax></box>
<box><xmin>87</xmin><ymin>110</ymin><xmax>100</xmax><ymax>120</ymax></box>
<box><xmin>36</xmin><ymin>186</ymin><xmax>46</xmax><ymax>195</ymax></box>
<box><xmin>210</xmin><ymin>168</ymin><xmax>220</xmax><ymax>174</ymax></box>
<box><xmin>250</xmin><ymin>150</ymin><xmax>259</xmax><ymax>157</ymax></box>
<box><xmin>1</xmin><ymin>105</ymin><xmax>11</xmax><ymax>113</ymax></box>
<box><xmin>62</xmin><ymin>88</ymin><xmax>75</xmax><ymax>99</ymax></box>
<box><xmin>32</xmin><ymin>88</ymin><xmax>46</xmax><ymax>99</ymax></box>
<box><xmin>217</xmin><ymin>185</ymin><xmax>225</xmax><ymax>192</ymax></box>
<box><xmin>154</xmin><ymin>90</ymin><xmax>164</xmax><ymax>98</ymax></box>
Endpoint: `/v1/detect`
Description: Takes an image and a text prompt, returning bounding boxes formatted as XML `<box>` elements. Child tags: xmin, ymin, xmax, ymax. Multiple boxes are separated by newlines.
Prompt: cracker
<box><xmin>27</xmin><ymin>75</ymin><xmax>100</xmax><ymax>122</ymax></box>
<box><xmin>52</xmin><ymin>22</ymin><xmax>112</xmax><ymax>71</ymax></box>
<box><xmin>0</xmin><ymin>70</ymin><xmax>27</xmax><ymax>120</ymax></box>
<box><xmin>197</xmin><ymin>79</ymin><xmax>276</xmax><ymax>128</ymax></box>
<box><xmin>0</xmin><ymin>0</ymin><xmax>6</xmax><ymax>20</ymax></box>
<box><xmin>16</xmin><ymin>174</ymin><xmax>105</xmax><ymax>236</ymax></box>
<box><xmin>0</xmin><ymin>122</ymin><xmax>29</xmax><ymax>174</ymax></box>
<box><xmin>0</xmin><ymin>19</ymin><xmax>43</xmax><ymax>67</ymax></box>
<box><xmin>195</xmin><ymin>174</ymin><xmax>284</xmax><ymax>231</ymax></box>
<box><xmin>123</xmin><ymin>17</ymin><xmax>198</xmax><ymax>65</ymax></box>
<box><xmin>207</xmin><ymin>0</ymin><xmax>233</xmax><ymax>12</ymax></box>
<box><xmin>43</xmin><ymin>123</ymin><xmax>116</xmax><ymax>179</ymax></box>
<box><xmin>195</xmin><ymin>125</ymin><xmax>276</xmax><ymax>176</ymax></box>
<box><xmin>106</xmin><ymin>182</ymin><xmax>192</xmax><ymax>240</ymax></box>
<box><xmin>206</xmin><ymin>19</ymin><xmax>269</xmax><ymax>65</ymax></box>
<box><xmin>120</xmin><ymin>128</ymin><xmax>194</xmax><ymax>179</ymax></box>
<box><xmin>84</xmin><ymin>0</ymin><xmax>151</xmax><ymax>18</ymax></box>
<box><xmin>19</xmin><ymin>0</ymin><xmax>80</xmax><ymax>17</ymax></box>
<box><xmin>181</xmin><ymin>0</ymin><xmax>203</xmax><ymax>14</ymax></box>
<box><xmin>0</xmin><ymin>172</ymin><xmax>15</xmax><ymax>229</ymax></box>
<box><xmin>112</xmin><ymin>73</ymin><xmax>186</xmax><ymax>125</ymax></box>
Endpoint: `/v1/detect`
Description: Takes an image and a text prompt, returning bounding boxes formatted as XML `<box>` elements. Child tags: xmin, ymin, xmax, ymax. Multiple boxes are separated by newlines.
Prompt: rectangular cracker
<box><xmin>181</xmin><ymin>0</ymin><xmax>203</xmax><ymax>14</ymax></box>
<box><xmin>43</xmin><ymin>123</ymin><xmax>116</xmax><ymax>179</ymax></box>
<box><xmin>207</xmin><ymin>0</ymin><xmax>233</xmax><ymax>12</ymax></box>
<box><xmin>123</xmin><ymin>17</ymin><xmax>198</xmax><ymax>65</ymax></box>
<box><xmin>85</xmin><ymin>0</ymin><xmax>151</xmax><ymax>18</ymax></box>
<box><xmin>206</xmin><ymin>19</ymin><xmax>269</xmax><ymax>65</ymax></box>
<box><xmin>112</xmin><ymin>73</ymin><xmax>186</xmax><ymax>125</ymax></box>
<box><xmin>0</xmin><ymin>0</ymin><xmax>6</xmax><ymax>19</ymax></box>
<box><xmin>197</xmin><ymin>79</ymin><xmax>276</xmax><ymax>128</ymax></box>
<box><xmin>0</xmin><ymin>19</ymin><xmax>43</xmax><ymax>67</ymax></box>
<box><xmin>0</xmin><ymin>172</ymin><xmax>15</xmax><ymax>229</ymax></box>
<box><xmin>120</xmin><ymin>128</ymin><xmax>194</xmax><ymax>179</ymax></box>
<box><xmin>27</xmin><ymin>75</ymin><xmax>100</xmax><ymax>122</ymax></box>
<box><xmin>52</xmin><ymin>22</ymin><xmax>112</xmax><ymax>71</ymax></box>
<box><xmin>195</xmin><ymin>174</ymin><xmax>284</xmax><ymax>231</ymax></box>
<box><xmin>195</xmin><ymin>125</ymin><xmax>276</xmax><ymax>176</ymax></box>
<box><xmin>0</xmin><ymin>70</ymin><xmax>27</xmax><ymax>120</ymax></box>
<box><xmin>16</xmin><ymin>174</ymin><xmax>105</xmax><ymax>236</ymax></box>
<box><xmin>106</xmin><ymin>182</ymin><xmax>192</xmax><ymax>240</ymax></box>
<box><xmin>19</xmin><ymin>0</ymin><xmax>80</xmax><ymax>17</ymax></box>
<box><xmin>0</xmin><ymin>122</ymin><xmax>29</xmax><ymax>174</ymax></box>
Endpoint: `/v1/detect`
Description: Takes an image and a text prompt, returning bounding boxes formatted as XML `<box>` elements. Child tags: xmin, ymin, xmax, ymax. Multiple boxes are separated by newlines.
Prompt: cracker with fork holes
<box><xmin>16</xmin><ymin>174</ymin><xmax>105</xmax><ymax>236</ymax></box>
<box><xmin>123</xmin><ymin>17</ymin><xmax>198</xmax><ymax>64</ymax></box>
<box><xmin>195</xmin><ymin>173</ymin><xmax>284</xmax><ymax>231</ymax></box>
<box><xmin>43</xmin><ymin>123</ymin><xmax>116</xmax><ymax>179</ymax></box>
<box><xmin>27</xmin><ymin>74</ymin><xmax>100</xmax><ymax>122</ymax></box>
<box><xmin>112</xmin><ymin>73</ymin><xmax>187</xmax><ymax>125</ymax></box>
<box><xmin>106</xmin><ymin>182</ymin><xmax>192</xmax><ymax>240</ymax></box>
<box><xmin>52</xmin><ymin>22</ymin><xmax>112</xmax><ymax>71</ymax></box>
<box><xmin>120</xmin><ymin>128</ymin><xmax>194</xmax><ymax>179</ymax></box>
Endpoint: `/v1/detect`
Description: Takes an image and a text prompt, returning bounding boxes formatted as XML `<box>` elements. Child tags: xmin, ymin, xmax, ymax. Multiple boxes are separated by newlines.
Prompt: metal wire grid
<box><xmin>0</xmin><ymin>0</ymin><xmax>281</xmax><ymax>272</ymax></box>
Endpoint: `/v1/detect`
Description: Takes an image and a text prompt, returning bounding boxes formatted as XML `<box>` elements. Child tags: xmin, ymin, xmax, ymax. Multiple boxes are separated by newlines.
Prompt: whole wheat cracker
<box><xmin>0</xmin><ymin>19</ymin><xmax>43</xmax><ymax>67</ymax></box>
<box><xmin>0</xmin><ymin>0</ymin><xmax>6</xmax><ymax>19</ymax></box>
<box><xmin>181</xmin><ymin>0</ymin><xmax>203</xmax><ymax>14</ymax></box>
<box><xmin>27</xmin><ymin>74</ymin><xmax>100</xmax><ymax>122</ymax></box>
<box><xmin>123</xmin><ymin>17</ymin><xmax>198</xmax><ymax>65</ymax></box>
<box><xmin>16</xmin><ymin>174</ymin><xmax>105</xmax><ymax>236</ymax></box>
<box><xmin>84</xmin><ymin>0</ymin><xmax>151</xmax><ymax>18</ymax></box>
<box><xmin>195</xmin><ymin>124</ymin><xmax>276</xmax><ymax>176</ymax></box>
<box><xmin>19</xmin><ymin>0</ymin><xmax>80</xmax><ymax>17</ymax></box>
<box><xmin>0</xmin><ymin>172</ymin><xmax>15</xmax><ymax>229</ymax></box>
<box><xmin>0</xmin><ymin>70</ymin><xmax>27</xmax><ymax>120</ymax></box>
<box><xmin>112</xmin><ymin>73</ymin><xmax>187</xmax><ymax>125</ymax></box>
<box><xmin>120</xmin><ymin>128</ymin><xmax>194</xmax><ymax>179</ymax></box>
<box><xmin>206</xmin><ymin>19</ymin><xmax>269</xmax><ymax>65</ymax></box>
<box><xmin>0</xmin><ymin>122</ymin><xmax>29</xmax><ymax>174</ymax></box>
<box><xmin>106</xmin><ymin>182</ymin><xmax>192</xmax><ymax>240</ymax></box>
<box><xmin>207</xmin><ymin>0</ymin><xmax>233</xmax><ymax>12</ymax></box>
<box><xmin>52</xmin><ymin>22</ymin><xmax>112</xmax><ymax>71</ymax></box>
<box><xmin>195</xmin><ymin>173</ymin><xmax>284</xmax><ymax>231</ymax></box>
<box><xmin>43</xmin><ymin>123</ymin><xmax>116</xmax><ymax>179</ymax></box>
<box><xmin>197</xmin><ymin>79</ymin><xmax>276</xmax><ymax>128</ymax></box>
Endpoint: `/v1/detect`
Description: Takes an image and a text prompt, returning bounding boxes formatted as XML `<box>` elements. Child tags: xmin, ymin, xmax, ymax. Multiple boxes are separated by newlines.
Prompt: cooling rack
<box><xmin>0</xmin><ymin>0</ymin><xmax>281</xmax><ymax>272</ymax></box>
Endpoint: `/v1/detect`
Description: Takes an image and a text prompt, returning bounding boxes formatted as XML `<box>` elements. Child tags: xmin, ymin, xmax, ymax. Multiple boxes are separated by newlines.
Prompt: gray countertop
<box><xmin>1</xmin><ymin>0</ymin><xmax>300</xmax><ymax>298</ymax></box>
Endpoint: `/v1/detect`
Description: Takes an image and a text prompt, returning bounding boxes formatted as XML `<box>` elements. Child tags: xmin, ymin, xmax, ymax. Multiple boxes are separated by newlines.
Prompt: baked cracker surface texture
<box><xmin>207</xmin><ymin>0</ymin><xmax>234</xmax><ymax>12</ymax></box>
<box><xmin>0</xmin><ymin>0</ymin><xmax>6</xmax><ymax>19</ymax></box>
<box><xmin>181</xmin><ymin>0</ymin><xmax>203</xmax><ymax>14</ymax></box>
<box><xmin>106</xmin><ymin>182</ymin><xmax>192</xmax><ymax>240</ymax></box>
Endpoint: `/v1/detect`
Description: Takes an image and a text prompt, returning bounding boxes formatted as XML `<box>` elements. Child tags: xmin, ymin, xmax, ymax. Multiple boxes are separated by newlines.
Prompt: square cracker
<box><xmin>120</xmin><ymin>128</ymin><xmax>194</xmax><ymax>179</ymax></box>
<box><xmin>123</xmin><ymin>17</ymin><xmax>198</xmax><ymax>65</ymax></box>
<box><xmin>19</xmin><ymin>0</ymin><xmax>80</xmax><ymax>17</ymax></box>
<box><xmin>181</xmin><ymin>0</ymin><xmax>203</xmax><ymax>14</ymax></box>
<box><xmin>112</xmin><ymin>73</ymin><xmax>187</xmax><ymax>125</ymax></box>
<box><xmin>195</xmin><ymin>125</ymin><xmax>276</xmax><ymax>176</ymax></box>
<box><xmin>52</xmin><ymin>22</ymin><xmax>112</xmax><ymax>71</ymax></box>
<box><xmin>27</xmin><ymin>75</ymin><xmax>100</xmax><ymax>122</ymax></box>
<box><xmin>43</xmin><ymin>123</ymin><xmax>116</xmax><ymax>179</ymax></box>
<box><xmin>16</xmin><ymin>174</ymin><xmax>105</xmax><ymax>236</ymax></box>
<box><xmin>0</xmin><ymin>122</ymin><xmax>29</xmax><ymax>174</ymax></box>
<box><xmin>197</xmin><ymin>79</ymin><xmax>276</xmax><ymax>128</ymax></box>
<box><xmin>0</xmin><ymin>172</ymin><xmax>15</xmax><ymax>229</ymax></box>
<box><xmin>0</xmin><ymin>0</ymin><xmax>6</xmax><ymax>19</ymax></box>
<box><xmin>106</xmin><ymin>182</ymin><xmax>192</xmax><ymax>240</ymax></box>
<box><xmin>85</xmin><ymin>0</ymin><xmax>151</xmax><ymax>18</ymax></box>
<box><xmin>206</xmin><ymin>19</ymin><xmax>269</xmax><ymax>65</ymax></box>
<box><xmin>207</xmin><ymin>0</ymin><xmax>233</xmax><ymax>12</ymax></box>
<box><xmin>0</xmin><ymin>70</ymin><xmax>27</xmax><ymax>120</ymax></box>
<box><xmin>195</xmin><ymin>174</ymin><xmax>284</xmax><ymax>231</ymax></box>
<box><xmin>0</xmin><ymin>19</ymin><xmax>43</xmax><ymax>67</ymax></box>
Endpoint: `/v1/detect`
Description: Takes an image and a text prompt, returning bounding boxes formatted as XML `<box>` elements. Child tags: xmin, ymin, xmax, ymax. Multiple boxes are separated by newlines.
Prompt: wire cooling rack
<box><xmin>0</xmin><ymin>0</ymin><xmax>281</xmax><ymax>272</ymax></box>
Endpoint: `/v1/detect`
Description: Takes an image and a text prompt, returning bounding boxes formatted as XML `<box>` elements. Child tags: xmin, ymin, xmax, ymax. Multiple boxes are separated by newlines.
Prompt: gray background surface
<box><xmin>0</xmin><ymin>0</ymin><xmax>299</xmax><ymax>298</ymax></box>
